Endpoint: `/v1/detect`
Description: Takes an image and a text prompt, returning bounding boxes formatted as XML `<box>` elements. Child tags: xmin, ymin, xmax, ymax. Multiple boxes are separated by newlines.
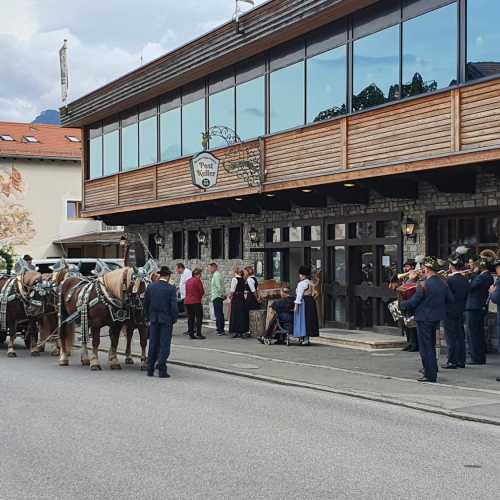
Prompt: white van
<box><xmin>32</xmin><ymin>258</ymin><xmax>124</xmax><ymax>277</ymax></box>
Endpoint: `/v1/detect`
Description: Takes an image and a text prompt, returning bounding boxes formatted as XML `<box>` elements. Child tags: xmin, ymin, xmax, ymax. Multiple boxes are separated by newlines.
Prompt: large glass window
<box><xmin>209</xmin><ymin>87</ymin><xmax>235</xmax><ymax>149</ymax></box>
<box><xmin>121</xmin><ymin>113</ymin><xmax>138</xmax><ymax>171</ymax></box>
<box><xmin>402</xmin><ymin>3</ymin><xmax>457</xmax><ymax>98</ymax></box>
<box><xmin>353</xmin><ymin>24</ymin><xmax>400</xmax><ymax>111</ymax></box>
<box><xmin>467</xmin><ymin>0</ymin><xmax>500</xmax><ymax>81</ymax></box>
<box><xmin>160</xmin><ymin>107</ymin><xmax>181</xmax><ymax>161</ymax></box>
<box><xmin>139</xmin><ymin>107</ymin><xmax>158</xmax><ymax>167</ymax></box>
<box><xmin>236</xmin><ymin>76</ymin><xmax>265</xmax><ymax>140</ymax></box>
<box><xmin>307</xmin><ymin>46</ymin><xmax>347</xmax><ymax>123</ymax></box>
<box><xmin>270</xmin><ymin>61</ymin><xmax>305</xmax><ymax>133</ymax></box>
<box><xmin>103</xmin><ymin>122</ymin><xmax>119</xmax><ymax>176</ymax></box>
<box><xmin>89</xmin><ymin>126</ymin><xmax>102</xmax><ymax>179</ymax></box>
<box><xmin>182</xmin><ymin>98</ymin><xmax>205</xmax><ymax>156</ymax></box>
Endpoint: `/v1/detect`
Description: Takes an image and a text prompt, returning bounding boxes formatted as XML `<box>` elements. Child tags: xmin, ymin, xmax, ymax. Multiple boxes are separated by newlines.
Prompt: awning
<box><xmin>53</xmin><ymin>231</ymin><xmax>124</xmax><ymax>246</ymax></box>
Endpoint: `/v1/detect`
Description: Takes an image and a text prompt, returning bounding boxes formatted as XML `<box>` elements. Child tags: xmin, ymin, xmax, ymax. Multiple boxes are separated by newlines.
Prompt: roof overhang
<box><xmin>53</xmin><ymin>231</ymin><xmax>124</xmax><ymax>246</ymax></box>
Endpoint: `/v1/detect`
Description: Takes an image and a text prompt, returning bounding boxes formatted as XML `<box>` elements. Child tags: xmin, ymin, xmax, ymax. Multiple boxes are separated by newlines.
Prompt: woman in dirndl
<box><xmin>293</xmin><ymin>266</ymin><xmax>320</xmax><ymax>345</ymax></box>
<box><xmin>229</xmin><ymin>267</ymin><xmax>249</xmax><ymax>338</ymax></box>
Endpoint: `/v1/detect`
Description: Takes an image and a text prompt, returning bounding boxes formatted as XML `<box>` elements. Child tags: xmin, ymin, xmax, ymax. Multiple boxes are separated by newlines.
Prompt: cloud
<box><xmin>0</xmin><ymin>0</ymin><xmax>264</xmax><ymax>123</ymax></box>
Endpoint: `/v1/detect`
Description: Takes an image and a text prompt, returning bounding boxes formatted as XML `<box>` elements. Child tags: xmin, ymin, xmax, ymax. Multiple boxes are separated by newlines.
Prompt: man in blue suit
<box><xmin>488</xmin><ymin>260</ymin><xmax>500</xmax><ymax>382</ymax></box>
<box><xmin>442</xmin><ymin>256</ymin><xmax>470</xmax><ymax>369</ymax></box>
<box><xmin>401</xmin><ymin>257</ymin><xmax>453</xmax><ymax>382</ymax></box>
<box><xmin>144</xmin><ymin>266</ymin><xmax>178</xmax><ymax>378</ymax></box>
<box><xmin>465</xmin><ymin>257</ymin><xmax>493</xmax><ymax>365</ymax></box>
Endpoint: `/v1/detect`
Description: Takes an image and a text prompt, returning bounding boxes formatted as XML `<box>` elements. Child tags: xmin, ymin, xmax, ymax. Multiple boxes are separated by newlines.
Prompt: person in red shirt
<box><xmin>184</xmin><ymin>268</ymin><xmax>206</xmax><ymax>339</ymax></box>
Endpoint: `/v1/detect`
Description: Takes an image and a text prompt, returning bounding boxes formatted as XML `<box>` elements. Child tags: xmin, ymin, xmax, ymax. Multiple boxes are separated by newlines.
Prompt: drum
<box><xmin>398</xmin><ymin>283</ymin><xmax>417</xmax><ymax>300</ymax></box>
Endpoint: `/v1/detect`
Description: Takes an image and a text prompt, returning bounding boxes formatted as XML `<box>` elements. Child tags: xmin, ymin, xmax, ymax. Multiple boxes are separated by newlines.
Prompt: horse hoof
<box><xmin>110</xmin><ymin>363</ymin><xmax>122</xmax><ymax>370</ymax></box>
<box><xmin>59</xmin><ymin>359</ymin><xmax>69</xmax><ymax>366</ymax></box>
<box><xmin>7</xmin><ymin>351</ymin><xmax>17</xmax><ymax>358</ymax></box>
<box><xmin>31</xmin><ymin>351</ymin><xmax>41</xmax><ymax>357</ymax></box>
<box><xmin>90</xmin><ymin>364</ymin><xmax>102</xmax><ymax>371</ymax></box>
<box><xmin>125</xmin><ymin>357</ymin><xmax>134</xmax><ymax>365</ymax></box>
<box><xmin>51</xmin><ymin>349</ymin><xmax>60</xmax><ymax>357</ymax></box>
<box><xmin>81</xmin><ymin>359</ymin><xmax>90</xmax><ymax>366</ymax></box>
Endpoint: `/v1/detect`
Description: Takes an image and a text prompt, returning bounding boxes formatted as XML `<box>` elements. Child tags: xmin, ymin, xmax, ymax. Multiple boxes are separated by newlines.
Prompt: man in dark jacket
<box><xmin>443</xmin><ymin>257</ymin><xmax>470</xmax><ymax>369</ymax></box>
<box><xmin>488</xmin><ymin>260</ymin><xmax>500</xmax><ymax>382</ymax></box>
<box><xmin>465</xmin><ymin>258</ymin><xmax>493</xmax><ymax>365</ymax></box>
<box><xmin>144</xmin><ymin>266</ymin><xmax>178</xmax><ymax>378</ymax></box>
<box><xmin>401</xmin><ymin>257</ymin><xmax>453</xmax><ymax>382</ymax></box>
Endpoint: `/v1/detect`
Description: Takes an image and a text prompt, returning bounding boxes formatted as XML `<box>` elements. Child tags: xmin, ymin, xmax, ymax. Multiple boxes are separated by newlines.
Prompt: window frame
<box><xmin>66</xmin><ymin>200</ymin><xmax>81</xmax><ymax>220</ymax></box>
<box><xmin>228</xmin><ymin>226</ymin><xmax>244</xmax><ymax>260</ymax></box>
<box><xmin>211</xmin><ymin>227</ymin><xmax>225</xmax><ymax>260</ymax></box>
<box><xmin>172</xmin><ymin>230</ymin><xmax>185</xmax><ymax>260</ymax></box>
<box><xmin>187</xmin><ymin>230</ymin><xmax>201</xmax><ymax>260</ymax></box>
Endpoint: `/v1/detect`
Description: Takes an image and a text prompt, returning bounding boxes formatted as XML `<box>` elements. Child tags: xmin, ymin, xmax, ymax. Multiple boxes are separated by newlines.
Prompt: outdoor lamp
<box><xmin>154</xmin><ymin>232</ymin><xmax>164</xmax><ymax>247</ymax></box>
<box><xmin>197</xmin><ymin>230</ymin><xmax>208</xmax><ymax>246</ymax></box>
<box><xmin>248</xmin><ymin>227</ymin><xmax>260</xmax><ymax>244</ymax></box>
<box><xmin>401</xmin><ymin>217</ymin><xmax>417</xmax><ymax>240</ymax></box>
<box><xmin>119</xmin><ymin>235</ymin><xmax>128</xmax><ymax>247</ymax></box>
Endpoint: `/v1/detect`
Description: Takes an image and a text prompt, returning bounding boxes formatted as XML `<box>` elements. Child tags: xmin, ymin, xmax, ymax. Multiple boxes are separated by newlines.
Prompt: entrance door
<box><xmin>324</xmin><ymin>216</ymin><xmax>401</xmax><ymax>330</ymax></box>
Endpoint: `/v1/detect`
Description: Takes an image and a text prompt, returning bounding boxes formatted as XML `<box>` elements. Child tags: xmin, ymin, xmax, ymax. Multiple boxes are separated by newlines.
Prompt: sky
<box><xmin>0</xmin><ymin>0</ymin><xmax>266</xmax><ymax>123</ymax></box>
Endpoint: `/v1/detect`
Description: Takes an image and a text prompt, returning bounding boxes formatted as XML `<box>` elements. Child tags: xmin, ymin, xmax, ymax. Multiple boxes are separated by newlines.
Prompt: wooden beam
<box><xmin>451</xmin><ymin>88</ymin><xmax>461</xmax><ymax>152</ymax></box>
<box><xmin>340</xmin><ymin>117</ymin><xmax>348</xmax><ymax>169</ymax></box>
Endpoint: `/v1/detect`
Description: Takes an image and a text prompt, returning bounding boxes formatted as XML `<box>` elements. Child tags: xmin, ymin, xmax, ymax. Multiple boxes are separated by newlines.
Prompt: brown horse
<box><xmin>58</xmin><ymin>267</ymin><xmax>147</xmax><ymax>370</ymax></box>
<box><xmin>0</xmin><ymin>272</ymin><xmax>47</xmax><ymax>357</ymax></box>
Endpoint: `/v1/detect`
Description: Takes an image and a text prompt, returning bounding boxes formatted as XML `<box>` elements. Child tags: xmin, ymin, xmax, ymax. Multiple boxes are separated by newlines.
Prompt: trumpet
<box><xmin>397</xmin><ymin>269</ymin><xmax>423</xmax><ymax>281</ymax></box>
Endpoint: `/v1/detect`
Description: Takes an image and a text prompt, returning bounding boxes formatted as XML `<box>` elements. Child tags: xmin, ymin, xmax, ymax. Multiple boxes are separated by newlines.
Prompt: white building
<box><xmin>0</xmin><ymin>122</ymin><xmax>122</xmax><ymax>259</ymax></box>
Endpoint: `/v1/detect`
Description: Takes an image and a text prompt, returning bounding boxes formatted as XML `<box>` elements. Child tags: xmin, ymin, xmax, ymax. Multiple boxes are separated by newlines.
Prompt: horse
<box><xmin>0</xmin><ymin>271</ymin><xmax>48</xmax><ymax>357</ymax></box>
<box><xmin>58</xmin><ymin>266</ymin><xmax>147</xmax><ymax>370</ymax></box>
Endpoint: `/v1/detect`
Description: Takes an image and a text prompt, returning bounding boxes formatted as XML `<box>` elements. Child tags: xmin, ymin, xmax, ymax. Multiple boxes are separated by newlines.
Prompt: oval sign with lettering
<box><xmin>191</xmin><ymin>151</ymin><xmax>220</xmax><ymax>190</ymax></box>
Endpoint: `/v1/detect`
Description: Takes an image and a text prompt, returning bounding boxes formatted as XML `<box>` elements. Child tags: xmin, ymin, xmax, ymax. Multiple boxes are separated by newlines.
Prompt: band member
<box><xmin>401</xmin><ymin>257</ymin><xmax>453</xmax><ymax>383</ymax></box>
<box><xmin>465</xmin><ymin>257</ymin><xmax>493</xmax><ymax>365</ymax></box>
<box><xmin>401</xmin><ymin>260</ymin><xmax>419</xmax><ymax>352</ymax></box>
<box><xmin>144</xmin><ymin>266</ymin><xmax>178</xmax><ymax>378</ymax></box>
<box><xmin>488</xmin><ymin>260</ymin><xmax>500</xmax><ymax>382</ymax></box>
<box><xmin>442</xmin><ymin>255</ymin><xmax>469</xmax><ymax>369</ymax></box>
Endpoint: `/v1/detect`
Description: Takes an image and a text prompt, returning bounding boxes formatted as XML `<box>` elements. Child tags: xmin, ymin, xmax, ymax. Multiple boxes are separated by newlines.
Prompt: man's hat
<box><xmin>493</xmin><ymin>259</ymin><xmax>500</xmax><ymax>268</ymax></box>
<box><xmin>423</xmin><ymin>256</ymin><xmax>441</xmax><ymax>272</ymax></box>
<box><xmin>448</xmin><ymin>253</ymin><xmax>465</xmax><ymax>269</ymax></box>
<box><xmin>159</xmin><ymin>266</ymin><xmax>172</xmax><ymax>277</ymax></box>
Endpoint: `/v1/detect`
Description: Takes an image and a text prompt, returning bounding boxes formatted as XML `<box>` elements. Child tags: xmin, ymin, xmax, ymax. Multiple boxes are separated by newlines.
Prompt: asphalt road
<box><xmin>1</xmin><ymin>348</ymin><xmax>500</xmax><ymax>500</ymax></box>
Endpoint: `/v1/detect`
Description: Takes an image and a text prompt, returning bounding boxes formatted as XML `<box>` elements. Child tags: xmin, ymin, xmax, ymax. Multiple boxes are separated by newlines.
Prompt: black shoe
<box><xmin>496</xmin><ymin>377</ymin><xmax>500</xmax><ymax>382</ymax></box>
<box><xmin>257</xmin><ymin>336</ymin><xmax>265</xmax><ymax>344</ymax></box>
<box><xmin>217</xmin><ymin>332</ymin><xmax>225</xmax><ymax>336</ymax></box>
<box><xmin>231</xmin><ymin>333</ymin><xmax>240</xmax><ymax>338</ymax></box>
<box><xmin>457</xmin><ymin>364</ymin><xmax>466</xmax><ymax>368</ymax></box>
<box><xmin>189</xmin><ymin>334</ymin><xmax>197</xmax><ymax>340</ymax></box>
<box><xmin>196</xmin><ymin>335</ymin><xmax>206</xmax><ymax>340</ymax></box>
<box><xmin>183</xmin><ymin>331</ymin><xmax>189</xmax><ymax>336</ymax></box>
<box><xmin>158</xmin><ymin>372</ymin><xmax>170</xmax><ymax>378</ymax></box>
<box><xmin>441</xmin><ymin>363</ymin><xmax>457</xmax><ymax>369</ymax></box>
<box><xmin>402</xmin><ymin>345</ymin><xmax>411</xmax><ymax>351</ymax></box>
<box><xmin>417</xmin><ymin>376</ymin><xmax>436</xmax><ymax>383</ymax></box>
<box><xmin>147</xmin><ymin>371</ymin><xmax>154</xmax><ymax>377</ymax></box>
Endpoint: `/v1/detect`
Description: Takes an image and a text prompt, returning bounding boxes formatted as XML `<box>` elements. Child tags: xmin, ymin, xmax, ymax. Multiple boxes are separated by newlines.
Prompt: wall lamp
<box><xmin>119</xmin><ymin>235</ymin><xmax>128</xmax><ymax>247</ymax></box>
<box><xmin>197</xmin><ymin>230</ymin><xmax>208</xmax><ymax>246</ymax></box>
<box><xmin>248</xmin><ymin>227</ymin><xmax>260</xmax><ymax>244</ymax></box>
<box><xmin>401</xmin><ymin>217</ymin><xmax>418</xmax><ymax>241</ymax></box>
<box><xmin>154</xmin><ymin>232</ymin><xmax>164</xmax><ymax>248</ymax></box>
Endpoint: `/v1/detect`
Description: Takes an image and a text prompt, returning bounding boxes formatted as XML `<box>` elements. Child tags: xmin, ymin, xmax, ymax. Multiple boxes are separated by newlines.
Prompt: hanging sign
<box><xmin>191</xmin><ymin>152</ymin><xmax>220</xmax><ymax>189</ymax></box>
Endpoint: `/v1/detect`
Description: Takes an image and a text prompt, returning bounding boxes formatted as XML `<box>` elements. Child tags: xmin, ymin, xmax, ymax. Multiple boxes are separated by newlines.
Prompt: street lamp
<box><xmin>154</xmin><ymin>232</ymin><xmax>164</xmax><ymax>248</ymax></box>
<box><xmin>119</xmin><ymin>235</ymin><xmax>128</xmax><ymax>247</ymax></box>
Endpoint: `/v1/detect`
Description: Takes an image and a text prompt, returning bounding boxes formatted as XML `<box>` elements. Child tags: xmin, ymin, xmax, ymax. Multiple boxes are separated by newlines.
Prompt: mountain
<box><xmin>31</xmin><ymin>109</ymin><xmax>60</xmax><ymax>125</ymax></box>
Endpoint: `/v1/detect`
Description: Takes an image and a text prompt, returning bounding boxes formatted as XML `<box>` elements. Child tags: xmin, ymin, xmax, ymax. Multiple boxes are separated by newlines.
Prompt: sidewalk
<box><xmin>101</xmin><ymin>320</ymin><xmax>500</xmax><ymax>425</ymax></box>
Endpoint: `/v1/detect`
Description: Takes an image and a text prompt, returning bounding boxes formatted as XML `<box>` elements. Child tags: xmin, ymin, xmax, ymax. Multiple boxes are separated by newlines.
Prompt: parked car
<box><xmin>32</xmin><ymin>258</ymin><xmax>124</xmax><ymax>277</ymax></box>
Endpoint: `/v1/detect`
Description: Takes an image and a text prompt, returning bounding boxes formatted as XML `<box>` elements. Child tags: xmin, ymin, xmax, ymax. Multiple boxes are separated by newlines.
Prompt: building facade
<box><xmin>0</xmin><ymin>122</ymin><xmax>122</xmax><ymax>259</ymax></box>
<box><xmin>61</xmin><ymin>0</ymin><xmax>500</xmax><ymax>337</ymax></box>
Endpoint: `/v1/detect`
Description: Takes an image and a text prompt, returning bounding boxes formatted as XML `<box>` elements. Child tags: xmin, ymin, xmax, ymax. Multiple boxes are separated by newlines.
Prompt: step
<box><xmin>317</xmin><ymin>328</ymin><xmax>407</xmax><ymax>350</ymax></box>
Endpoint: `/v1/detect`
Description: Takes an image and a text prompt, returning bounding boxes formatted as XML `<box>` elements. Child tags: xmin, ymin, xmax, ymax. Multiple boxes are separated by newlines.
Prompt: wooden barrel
<box><xmin>249</xmin><ymin>309</ymin><xmax>267</xmax><ymax>337</ymax></box>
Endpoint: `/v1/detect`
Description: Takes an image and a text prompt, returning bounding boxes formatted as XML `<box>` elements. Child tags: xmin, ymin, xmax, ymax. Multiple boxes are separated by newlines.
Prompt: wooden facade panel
<box><xmin>461</xmin><ymin>81</ymin><xmax>500</xmax><ymax>151</ymax></box>
<box><xmin>118</xmin><ymin>169</ymin><xmax>156</xmax><ymax>206</ymax></box>
<box><xmin>348</xmin><ymin>93</ymin><xmax>452</xmax><ymax>168</ymax></box>
<box><xmin>266</xmin><ymin>122</ymin><xmax>342</xmax><ymax>181</ymax></box>
<box><xmin>84</xmin><ymin>177</ymin><xmax>117</xmax><ymax>210</ymax></box>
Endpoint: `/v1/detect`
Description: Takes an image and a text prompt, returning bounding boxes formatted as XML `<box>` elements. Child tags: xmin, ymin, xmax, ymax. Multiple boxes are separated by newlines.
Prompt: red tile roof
<box><xmin>0</xmin><ymin>122</ymin><xmax>81</xmax><ymax>160</ymax></box>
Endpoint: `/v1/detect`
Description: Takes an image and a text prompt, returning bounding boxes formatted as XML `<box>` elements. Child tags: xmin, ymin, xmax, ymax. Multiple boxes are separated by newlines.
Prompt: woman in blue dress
<box><xmin>293</xmin><ymin>266</ymin><xmax>320</xmax><ymax>345</ymax></box>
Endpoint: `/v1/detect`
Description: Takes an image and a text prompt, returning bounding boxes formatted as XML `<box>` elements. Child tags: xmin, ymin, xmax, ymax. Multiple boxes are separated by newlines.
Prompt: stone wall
<box><xmin>127</xmin><ymin>172</ymin><xmax>500</xmax><ymax>350</ymax></box>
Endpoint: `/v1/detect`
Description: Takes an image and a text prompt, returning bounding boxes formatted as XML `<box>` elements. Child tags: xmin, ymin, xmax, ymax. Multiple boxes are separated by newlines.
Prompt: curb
<box><xmin>98</xmin><ymin>346</ymin><xmax>500</xmax><ymax>428</ymax></box>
